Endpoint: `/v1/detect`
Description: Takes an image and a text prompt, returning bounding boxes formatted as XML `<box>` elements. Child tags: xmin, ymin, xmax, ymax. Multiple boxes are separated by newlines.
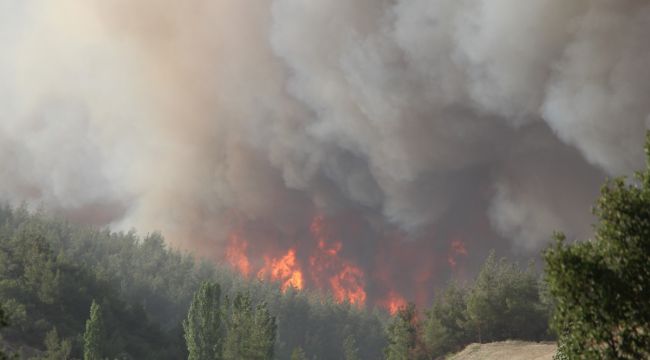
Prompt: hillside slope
<box><xmin>448</xmin><ymin>341</ymin><xmax>557</xmax><ymax>360</ymax></box>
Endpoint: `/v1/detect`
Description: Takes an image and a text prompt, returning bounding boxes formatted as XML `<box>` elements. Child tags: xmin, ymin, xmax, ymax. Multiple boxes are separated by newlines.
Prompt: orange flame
<box><xmin>258</xmin><ymin>248</ymin><xmax>304</xmax><ymax>291</ymax></box>
<box><xmin>224</xmin><ymin>215</ymin><xmax>368</xmax><ymax>306</ymax></box>
<box><xmin>309</xmin><ymin>215</ymin><xmax>367</xmax><ymax>306</ymax></box>
<box><xmin>329</xmin><ymin>265</ymin><xmax>367</xmax><ymax>305</ymax></box>
<box><xmin>379</xmin><ymin>291</ymin><xmax>407</xmax><ymax>315</ymax></box>
<box><xmin>226</xmin><ymin>233</ymin><xmax>251</xmax><ymax>277</ymax></box>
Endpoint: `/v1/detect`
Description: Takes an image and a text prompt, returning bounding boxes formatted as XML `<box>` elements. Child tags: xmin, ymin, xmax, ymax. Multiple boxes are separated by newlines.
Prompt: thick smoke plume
<box><xmin>1</xmin><ymin>0</ymin><xmax>649</xmax><ymax>306</ymax></box>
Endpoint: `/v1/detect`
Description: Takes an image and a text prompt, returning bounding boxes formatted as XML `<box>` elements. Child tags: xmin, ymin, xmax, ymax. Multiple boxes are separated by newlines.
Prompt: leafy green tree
<box><xmin>223</xmin><ymin>293</ymin><xmax>276</xmax><ymax>360</ymax></box>
<box><xmin>290</xmin><ymin>347</ymin><xmax>307</xmax><ymax>360</ymax></box>
<box><xmin>342</xmin><ymin>335</ymin><xmax>360</xmax><ymax>360</ymax></box>
<box><xmin>223</xmin><ymin>293</ymin><xmax>254</xmax><ymax>360</ymax></box>
<box><xmin>183</xmin><ymin>281</ymin><xmax>222</xmax><ymax>360</ymax></box>
<box><xmin>384</xmin><ymin>303</ymin><xmax>420</xmax><ymax>360</ymax></box>
<box><xmin>83</xmin><ymin>300</ymin><xmax>104</xmax><ymax>360</ymax></box>
<box><xmin>466</xmin><ymin>252</ymin><xmax>548</xmax><ymax>343</ymax></box>
<box><xmin>250</xmin><ymin>301</ymin><xmax>276</xmax><ymax>360</ymax></box>
<box><xmin>545</xmin><ymin>133</ymin><xmax>650</xmax><ymax>359</ymax></box>
<box><xmin>422</xmin><ymin>283</ymin><xmax>469</xmax><ymax>357</ymax></box>
<box><xmin>33</xmin><ymin>327</ymin><xmax>72</xmax><ymax>360</ymax></box>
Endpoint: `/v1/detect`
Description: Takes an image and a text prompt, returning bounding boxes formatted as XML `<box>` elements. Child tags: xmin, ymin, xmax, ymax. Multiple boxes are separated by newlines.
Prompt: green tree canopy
<box><xmin>545</xmin><ymin>133</ymin><xmax>650</xmax><ymax>359</ymax></box>
<box><xmin>343</xmin><ymin>334</ymin><xmax>360</xmax><ymax>360</ymax></box>
<box><xmin>422</xmin><ymin>283</ymin><xmax>470</xmax><ymax>357</ymax></box>
<box><xmin>466</xmin><ymin>252</ymin><xmax>548</xmax><ymax>343</ymax></box>
<box><xmin>223</xmin><ymin>293</ymin><xmax>276</xmax><ymax>360</ymax></box>
<box><xmin>33</xmin><ymin>327</ymin><xmax>72</xmax><ymax>360</ymax></box>
<box><xmin>384</xmin><ymin>303</ymin><xmax>421</xmax><ymax>360</ymax></box>
<box><xmin>250</xmin><ymin>301</ymin><xmax>276</xmax><ymax>360</ymax></box>
<box><xmin>183</xmin><ymin>281</ymin><xmax>222</xmax><ymax>360</ymax></box>
<box><xmin>83</xmin><ymin>300</ymin><xmax>104</xmax><ymax>360</ymax></box>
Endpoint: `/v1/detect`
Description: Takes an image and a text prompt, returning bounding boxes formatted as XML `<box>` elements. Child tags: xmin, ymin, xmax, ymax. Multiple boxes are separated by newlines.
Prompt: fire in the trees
<box><xmin>224</xmin><ymin>214</ymin><xmax>465</xmax><ymax>312</ymax></box>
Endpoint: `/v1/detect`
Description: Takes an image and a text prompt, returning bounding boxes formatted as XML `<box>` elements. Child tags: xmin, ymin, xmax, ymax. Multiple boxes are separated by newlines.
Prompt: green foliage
<box><xmin>384</xmin><ymin>303</ymin><xmax>421</xmax><ymax>360</ymax></box>
<box><xmin>0</xmin><ymin>206</ymin><xmax>386</xmax><ymax>360</ymax></box>
<box><xmin>553</xmin><ymin>341</ymin><xmax>569</xmax><ymax>360</ymax></box>
<box><xmin>422</xmin><ymin>283</ymin><xmax>469</xmax><ymax>357</ymax></box>
<box><xmin>223</xmin><ymin>293</ymin><xmax>276</xmax><ymax>360</ymax></box>
<box><xmin>183</xmin><ymin>281</ymin><xmax>222</xmax><ymax>360</ymax></box>
<box><xmin>416</xmin><ymin>253</ymin><xmax>551</xmax><ymax>359</ymax></box>
<box><xmin>83</xmin><ymin>300</ymin><xmax>104</xmax><ymax>360</ymax></box>
<box><xmin>250</xmin><ymin>301</ymin><xmax>276</xmax><ymax>360</ymax></box>
<box><xmin>343</xmin><ymin>334</ymin><xmax>360</xmax><ymax>360</ymax></box>
<box><xmin>0</xmin><ymin>305</ymin><xmax>9</xmax><ymax>360</ymax></box>
<box><xmin>466</xmin><ymin>251</ymin><xmax>549</xmax><ymax>343</ymax></box>
<box><xmin>545</xmin><ymin>133</ymin><xmax>650</xmax><ymax>359</ymax></box>
<box><xmin>0</xmin><ymin>208</ymin><xmax>198</xmax><ymax>359</ymax></box>
<box><xmin>32</xmin><ymin>327</ymin><xmax>72</xmax><ymax>360</ymax></box>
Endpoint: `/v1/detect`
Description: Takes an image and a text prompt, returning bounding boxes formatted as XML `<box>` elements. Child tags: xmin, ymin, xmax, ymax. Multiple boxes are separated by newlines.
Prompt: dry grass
<box><xmin>447</xmin><ymin>341</ymin><xmax>557</xmax><ymax>360</ymax></box>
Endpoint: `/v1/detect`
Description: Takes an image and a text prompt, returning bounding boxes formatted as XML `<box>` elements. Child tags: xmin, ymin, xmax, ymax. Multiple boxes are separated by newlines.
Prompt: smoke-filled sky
<box><xmin>2</xmin><ymin>0</ymin><xmax>649</xmax><ymax>306</ymax></box>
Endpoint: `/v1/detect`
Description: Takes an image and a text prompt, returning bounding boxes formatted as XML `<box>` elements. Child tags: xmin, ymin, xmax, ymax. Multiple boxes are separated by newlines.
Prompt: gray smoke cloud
<box><xmin>1</xmin><ymin>0</ymin><xmax>649</xmax><ymax>300</ymax></box>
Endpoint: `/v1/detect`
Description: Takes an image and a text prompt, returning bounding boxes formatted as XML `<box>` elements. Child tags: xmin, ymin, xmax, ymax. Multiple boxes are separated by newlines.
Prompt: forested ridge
<box><xmin>0</xmin><ymin>206</ymin><xmax>387</xmax><ymax>359</ymax></box>
<box><xmin>0</xmin><ymin>205</ymin><xmax>555</xmax><ymax>359</ymax></box>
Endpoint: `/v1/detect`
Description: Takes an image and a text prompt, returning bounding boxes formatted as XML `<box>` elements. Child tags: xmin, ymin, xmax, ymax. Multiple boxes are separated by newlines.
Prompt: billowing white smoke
<box><xmin>1</xmin><ymin>0</ymin><xmax>648</xmax><ymax>256</ymax></box>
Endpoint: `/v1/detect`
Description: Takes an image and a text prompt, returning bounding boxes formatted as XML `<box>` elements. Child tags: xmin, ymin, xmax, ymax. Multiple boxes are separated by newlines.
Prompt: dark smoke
<box><xmin>2</xmin><ymin>0</ymin><xmax>649</xmax><ymax>303</ymax></box>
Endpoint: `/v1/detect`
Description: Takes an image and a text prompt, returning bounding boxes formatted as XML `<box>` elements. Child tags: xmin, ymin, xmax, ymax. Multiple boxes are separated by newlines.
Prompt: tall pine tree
<box><xmin>183</xmin><ymin>281</ymin><xmax>223</xmax><ymax>360</ymax></box>
<box><xmin>384</xmin><ymin>303</ymin><xmax>421</xmax><ymax>360</ymax></box>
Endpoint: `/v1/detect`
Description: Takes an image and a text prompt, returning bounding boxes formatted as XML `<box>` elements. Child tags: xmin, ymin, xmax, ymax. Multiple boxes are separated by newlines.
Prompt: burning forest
<box><xmin>2</xmin><ymin>0</ymin><xmax>650</xmax><ymax>313</ymax></box>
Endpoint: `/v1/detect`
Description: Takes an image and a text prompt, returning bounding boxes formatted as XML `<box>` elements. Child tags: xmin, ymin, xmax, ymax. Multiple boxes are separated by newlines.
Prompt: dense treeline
<box><xmin>384</xmin><ymin>253</ymin><xmax>553</xmax><ymax>360</ymax></box>
<box><xmin>0</xmin><ymin>206</ymin><xmax>386</xmax><ymax>359</ymax></box>
<box><xmin>0</xmin><ymin>205</ymin><xmax>554</xmax><ymax>359</ymax></box>
<box><xmin>0</xmin><ymin>204</ymin><xmax>558</xmax><ymax>359</ymax></box>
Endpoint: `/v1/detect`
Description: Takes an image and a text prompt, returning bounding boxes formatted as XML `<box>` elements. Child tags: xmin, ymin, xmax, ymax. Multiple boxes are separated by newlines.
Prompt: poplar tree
<box><xmin>183</xmin><ymin>281</ymin><xmax>223</xmax><ymax>360</ymax></box>
<box><xmin>83</xmin><ymin>300</ymin><xmax>104</xmax><ymax>360</ymax></box>
<box><xmin>223</xmin><ymin>293</ymin><xmax>276</xmax><ymax>360</ymax></box>
<box><xmin>223</xmin><ymin>293</ymin><xmax>254</xmax><ymax>360</ymax></box>
<box><xmin>251</xmin><ymin>301</ymin><xmax>276</xmax><ymax>360</ymax></box>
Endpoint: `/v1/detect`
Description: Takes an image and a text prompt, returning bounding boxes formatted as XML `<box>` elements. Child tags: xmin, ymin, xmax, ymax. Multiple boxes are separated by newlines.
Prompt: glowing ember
<box><xmin>225</xmin><ymin>233</ymin><xmax>251</xmax><ymax>277</ymax></box>
<box><xmin>258</xmin><ymin>249</ymin><xmax>304</xmax><ymax>291</ymax></box>
<box><xmin>379</xmin><ymin>291</ymin><xmax>407</xmax><ymax>315</ymax></box>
